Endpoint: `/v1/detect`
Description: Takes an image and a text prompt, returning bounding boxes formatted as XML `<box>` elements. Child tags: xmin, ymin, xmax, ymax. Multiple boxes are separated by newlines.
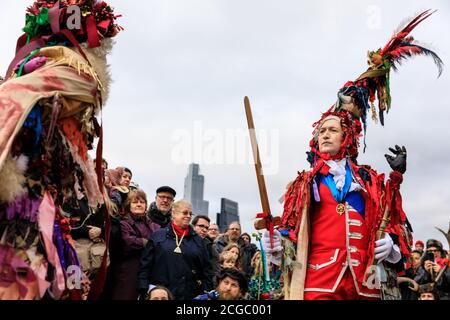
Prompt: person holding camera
<box><xmin>414</xmin><ymin>239</ymin><xmax>450</xmax><ymax>300</ymax></box>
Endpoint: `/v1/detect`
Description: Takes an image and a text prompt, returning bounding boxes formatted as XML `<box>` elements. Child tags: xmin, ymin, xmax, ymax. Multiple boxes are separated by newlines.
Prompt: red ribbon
<box><xmin>48</xmin><ymin>0</ymin><xmax>61</xmax><ymax>34</ymax></box>
<box><xmin>86</xmin><ymin>15</ymin><xmax>101</xmax><ymax>48</ymax></box>
<box><xmin>256</xmin><ymin>212</ymin><xmax>274</xmax><ymax>250</ymax></box>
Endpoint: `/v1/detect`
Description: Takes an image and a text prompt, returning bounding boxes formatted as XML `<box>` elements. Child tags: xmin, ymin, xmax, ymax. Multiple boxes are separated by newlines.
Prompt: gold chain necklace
<box><xmin>173</xmin><ymin>228</ymin><xmax>186</xmax><ymax>254</ymax></box>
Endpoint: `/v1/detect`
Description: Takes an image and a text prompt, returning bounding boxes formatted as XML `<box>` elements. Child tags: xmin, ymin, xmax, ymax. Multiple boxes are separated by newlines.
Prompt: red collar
<box><xmin>171</xmin><ymin>221</ymin><xmax>188</xmax><ymax>237</ymax></box>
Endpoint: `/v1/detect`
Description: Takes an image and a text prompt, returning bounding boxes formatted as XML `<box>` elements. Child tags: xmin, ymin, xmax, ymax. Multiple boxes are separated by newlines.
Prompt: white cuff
<box><xmin>386</xmin><ymin>243</ymin><xmax>401</xmax><ymax>264</ymax></box>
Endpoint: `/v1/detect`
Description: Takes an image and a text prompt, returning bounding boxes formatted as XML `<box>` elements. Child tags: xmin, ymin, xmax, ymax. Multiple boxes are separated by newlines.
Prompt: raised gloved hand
<box><xmin>261</xmin><ymin>230</ymin><xmax>283</xmax><ymax>253</ymax></box>
<box><xmin>261</xmin><ymin>230</ymin><xmax>283</xmax><ymax>266</ymax></box>
<box><xmin>385</xmin><ymin>145</ymin><xmax>407</xmax><ymax>174</ymax></box>
<box><xmin>374</xmin><ymin>233</ymin><xmax>401</xmax><ymax>264</ymax></box>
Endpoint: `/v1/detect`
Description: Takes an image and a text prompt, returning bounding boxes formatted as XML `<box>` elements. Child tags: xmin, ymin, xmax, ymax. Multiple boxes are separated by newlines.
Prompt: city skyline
<box><xmin>217</xmin><ymin>198</ymin><xmax>240</xmax><ymax>233</ymax></box>
<box><xmin>183</xmin><ymin>163</ymin><xmax>209</xmax><ymax>216</ymax></box>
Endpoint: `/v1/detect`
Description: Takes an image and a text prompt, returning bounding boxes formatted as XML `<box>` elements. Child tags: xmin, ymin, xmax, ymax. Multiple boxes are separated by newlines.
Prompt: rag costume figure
<box><xmin>261</xmin><ymin>10</ymin><xmax>443</xmax><ymax>300</ymax></box>
<box><xmin>0</xmin><ymin>0</ymin><xmax>121</xmax><ymax>300</ymax></box>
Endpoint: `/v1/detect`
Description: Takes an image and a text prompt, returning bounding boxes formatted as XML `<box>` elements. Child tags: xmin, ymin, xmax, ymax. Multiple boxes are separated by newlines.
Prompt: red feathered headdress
<box><xmin>308</xmin><ymin>10</ymin><xmax>443</xmax><ymax>164</ymax></box>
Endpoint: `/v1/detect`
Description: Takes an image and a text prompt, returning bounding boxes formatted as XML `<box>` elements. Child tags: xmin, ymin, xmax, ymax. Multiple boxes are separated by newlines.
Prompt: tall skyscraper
<box><xmin>183</xmin><ymin>163</ymin><xmax>209</xmax><ymax>216</ymax></box>
<box><xmin>216</xmin><ymin>198</ymin><xmax>239</xmax><ymax>233</ymax></box>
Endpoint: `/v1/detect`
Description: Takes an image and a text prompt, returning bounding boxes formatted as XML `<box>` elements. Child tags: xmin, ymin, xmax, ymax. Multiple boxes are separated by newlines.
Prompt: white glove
<box><xmin>374</xmin><ymin>233</ymin><xmax>401</xmax><ymax>264</ymax></box>
<box><xmin>261</xmin><ymin>230</ymin><xmax>283</xmax><ymax>253</ymax></box>
<box><xmin>261</xmin><ymin>230</ymin><xmax>283</xmax><ymax>267</ymax></box>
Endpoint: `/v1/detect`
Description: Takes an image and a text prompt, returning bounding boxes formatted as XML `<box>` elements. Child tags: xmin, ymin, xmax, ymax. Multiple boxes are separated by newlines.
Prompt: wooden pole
<box><xmin>244</xmin><ymin>96</ymin><xmax>271</xmax><ymax>217</ymax></box>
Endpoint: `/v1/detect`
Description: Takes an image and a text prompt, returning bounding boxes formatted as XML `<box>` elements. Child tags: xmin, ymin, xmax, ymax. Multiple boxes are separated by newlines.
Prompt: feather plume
<box><xmin>381</xmin><ymin>9</ymin><xmax>435</xmax><ymax>56</ymax></box>
<box><xmin>380</xmin><ymin>10</ymin><xmax>443</xmax><ymax>76</ymax></box>
<box><xmin>389</xmin><ymin>41</ymin><xmax>443</xmax><ymax>77</ymax></box>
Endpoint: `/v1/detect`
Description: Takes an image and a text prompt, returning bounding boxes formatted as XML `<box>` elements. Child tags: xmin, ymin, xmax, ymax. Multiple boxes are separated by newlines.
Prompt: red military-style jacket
<box><xmin>304</xmin><ymin>178</ymin><xmax>380</xmax><ymax>298</ymax></box>
<box><xmin>280</xmin><ymin>158</ymin><xmax>412</xmax><ymax>299</ymax></box>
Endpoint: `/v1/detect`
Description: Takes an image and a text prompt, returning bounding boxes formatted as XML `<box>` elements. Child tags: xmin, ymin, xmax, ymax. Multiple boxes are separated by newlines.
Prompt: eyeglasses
<box><xmin>196</xmin><ymin>224</ymin><xmax>210</xmax><ymax>230</ymax></box>
<box><xmin>157</xmin><ymin>195</ymin><xmax>174</xmax><ymax>202</ymax></box>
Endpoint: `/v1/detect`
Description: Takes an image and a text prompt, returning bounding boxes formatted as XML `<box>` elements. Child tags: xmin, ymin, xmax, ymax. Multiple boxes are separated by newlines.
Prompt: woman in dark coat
<box><xmin>110</xmin><ymin>189</ymin><xmax>159</xmax><ymax>300</ymax></box>
<box><xmin>138</xmin><ymin>200</ymin><xmax>211</xmax><ymax>300</ymax></box>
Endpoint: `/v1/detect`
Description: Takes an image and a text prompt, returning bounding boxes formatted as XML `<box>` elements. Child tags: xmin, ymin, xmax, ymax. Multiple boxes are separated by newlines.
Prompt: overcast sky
<box><xmin>2</xmin><ymin>1</ymin><xmax>449</xmax><ymax>248</ymax></box>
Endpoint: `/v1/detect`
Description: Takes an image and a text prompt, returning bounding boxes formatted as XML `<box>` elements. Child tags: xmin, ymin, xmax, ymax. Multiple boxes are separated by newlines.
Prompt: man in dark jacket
<box><xmin>138</xmin><ymin>200</ymin><xmax>211</xmax><ymax>300</ymax></box>
<box><xmin>192</xmin><ymin>215</ymin><xmax>219</xmax><ymax>288</ymax></box>
<box><xmin>147</xmin><ymin>186</ymin><xmax>176</xmax><ymax>227</ymax></box>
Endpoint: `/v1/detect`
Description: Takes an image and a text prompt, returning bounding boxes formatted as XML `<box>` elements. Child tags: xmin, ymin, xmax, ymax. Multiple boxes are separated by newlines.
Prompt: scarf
<box><xmin>171</xmin><ymin>221</ymin><xmax>188</xmax><ymax>237</ymax></box>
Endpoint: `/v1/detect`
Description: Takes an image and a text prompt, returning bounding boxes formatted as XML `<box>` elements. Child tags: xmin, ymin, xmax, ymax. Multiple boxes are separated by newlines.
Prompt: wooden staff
<box><xmin>244</xmin><ymin>97</ymin><xmax>281</xmax><ymax>231</ymax></box>
<box><xmin>363</xmin><ymin>190</ymin><xmax>394</xmax><ymax>288</ymax></box>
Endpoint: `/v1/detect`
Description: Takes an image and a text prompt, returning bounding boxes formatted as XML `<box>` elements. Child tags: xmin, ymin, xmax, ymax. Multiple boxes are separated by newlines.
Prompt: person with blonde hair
<box><xmin>138</xmin><ymin>200</ymin><xmax>211</xmax><ymax>300</ymax></box>
<box><xmin>219</xmin><ymin>251</ymin><xmax>239</xmax><ymax>270</ymax></box>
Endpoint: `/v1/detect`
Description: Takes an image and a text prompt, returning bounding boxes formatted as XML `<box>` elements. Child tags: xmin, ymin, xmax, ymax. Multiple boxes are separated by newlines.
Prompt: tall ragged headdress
<box><xmin>23</xmin><ymin>0</ymin><xmax>122</xmax><ymax>48</ymax></box>
<box><xmin>3</xmin><ymin>0</ymin><xmax>122</xmax><ymax>81</ymax></box>
<box><xmin>309</xmin><ymin>10</ymin><xmax>443</xmax><ymax>162</ymax></box>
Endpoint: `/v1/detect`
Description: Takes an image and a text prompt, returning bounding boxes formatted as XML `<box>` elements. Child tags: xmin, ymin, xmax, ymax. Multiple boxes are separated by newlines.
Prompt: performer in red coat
<box><xmin>261</xmin><ymin>10</ymin><xmax>443</xmax><ymax>300</ymax></box>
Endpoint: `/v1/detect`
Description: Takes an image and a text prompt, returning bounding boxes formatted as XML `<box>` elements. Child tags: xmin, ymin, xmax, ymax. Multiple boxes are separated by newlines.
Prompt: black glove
<box><xmin>385</xmin><ymin>145</ymin><xmax>407</xmax><ymax>174</ymax></box>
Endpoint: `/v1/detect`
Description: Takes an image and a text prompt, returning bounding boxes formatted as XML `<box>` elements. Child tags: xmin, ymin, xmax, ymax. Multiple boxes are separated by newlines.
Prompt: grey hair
<box><xmin>313</xmin><ymin>115</ymin><xmax>342</xmax><ymax>143</ymax></box>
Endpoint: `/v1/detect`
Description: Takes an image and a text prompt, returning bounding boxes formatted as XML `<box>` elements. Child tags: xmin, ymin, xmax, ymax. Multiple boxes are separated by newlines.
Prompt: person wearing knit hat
<box><xmin>260</xmin><ymin>10</ymin><xmax>443</xmax><ymax>300</ymax></box>
<box><xmin>415</xmin><ymin>240</ymin><xmax>425</xmax><ymax>255</ymax></box>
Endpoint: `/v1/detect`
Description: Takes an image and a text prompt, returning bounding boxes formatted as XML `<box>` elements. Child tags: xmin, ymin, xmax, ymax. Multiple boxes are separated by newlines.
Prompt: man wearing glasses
<box><xmin>147</xmin><ymin>186</ymin><xmax>176</xmax><ymax>227</ymax></box>
<box><xmin>207</xmin><ymin>223</ymin><xmax>220</xmax><ymax>241</ymax></box>
<box><xmin>214</xmin><ymin>222</ymin><xmax>257</xmax><ymax>279</ymax></box>
<box><xmin>193</xmin><ymin>215</ymin><xmax>219</xmax><ymax>286</ymax></box>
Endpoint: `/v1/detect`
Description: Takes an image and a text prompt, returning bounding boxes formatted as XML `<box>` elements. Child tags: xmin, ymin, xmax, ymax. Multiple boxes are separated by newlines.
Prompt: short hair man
<box><xmin>192</xmin><ymin>215</ymin><xmax>210</xmax><ymax>239</ymax></box>
<box><xmin>215</xmin><ymin>221</ymin><xmax>242</xmax><ymax>254</ymax></box>
<box><xmin>192</xmin><ymin>215</ymin><xmax>219</xmax><ymax>288</ymax></box>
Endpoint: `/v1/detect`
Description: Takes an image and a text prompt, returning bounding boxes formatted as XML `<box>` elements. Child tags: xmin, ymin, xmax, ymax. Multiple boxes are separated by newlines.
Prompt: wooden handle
<box><xmin>244</xmin><ymin>96</ymin><xmax>271</xmax><ymax>216</ymax></box>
